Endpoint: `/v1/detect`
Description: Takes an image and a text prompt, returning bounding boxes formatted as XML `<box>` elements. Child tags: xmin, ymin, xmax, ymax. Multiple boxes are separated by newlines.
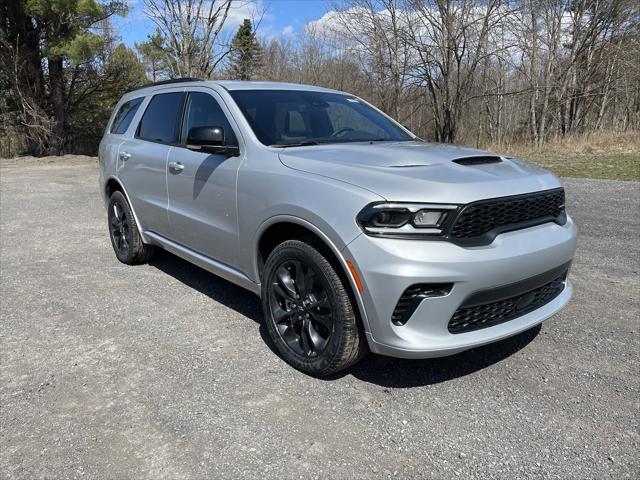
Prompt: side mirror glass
<box><xmin>187</xmin><ymin>126</ymin><xmax>239</xmax><ymax>156</ymax></box>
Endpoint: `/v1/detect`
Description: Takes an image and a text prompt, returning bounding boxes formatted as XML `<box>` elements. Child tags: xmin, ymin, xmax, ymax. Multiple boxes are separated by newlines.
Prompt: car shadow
<box><xmin>332</xmin><ymin>325</ymin><xmax>541</xmax><ymax>388</ymax></box>
<box><xmin>193</xmin><ymin>154</ymin><xmax>226</xmax><ymax>199</ymax></box>
<box><xmin>148</xmin><ymin>250</ymin><xmax>263</xmax><ymax>324</ymax></box>
<box><xmin>148</xmin><ymin>250</ymin><xmax>541</xmax><ymax>388</ymax></box>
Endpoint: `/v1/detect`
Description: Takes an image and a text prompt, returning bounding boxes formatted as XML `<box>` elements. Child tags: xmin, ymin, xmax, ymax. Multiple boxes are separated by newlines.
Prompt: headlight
<box><xmin>357</xmin><ymin>202</ymin><xmax>459</xmax><ymax>238</ymax></box>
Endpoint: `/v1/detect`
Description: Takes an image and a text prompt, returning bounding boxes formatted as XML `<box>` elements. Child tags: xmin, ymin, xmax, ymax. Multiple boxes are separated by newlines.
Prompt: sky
<box><xmin>113</xmin><ymin>0</ymin><xmax>329</xmax><ymax>48</ymax></box>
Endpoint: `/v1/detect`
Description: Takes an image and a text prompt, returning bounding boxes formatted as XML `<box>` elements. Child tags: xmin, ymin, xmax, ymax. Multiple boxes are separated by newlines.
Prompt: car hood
<box><xmin>278</xmin><ymin>141</ymin><xmax>562</xmax><ymax>203</ymax></box>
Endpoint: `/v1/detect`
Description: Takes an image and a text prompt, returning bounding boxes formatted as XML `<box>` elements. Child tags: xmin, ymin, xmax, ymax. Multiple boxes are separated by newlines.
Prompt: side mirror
<box><xmin>187</xmin><ymin>126</ymin><xmax>239</xmax><ymax>156</ymax></box>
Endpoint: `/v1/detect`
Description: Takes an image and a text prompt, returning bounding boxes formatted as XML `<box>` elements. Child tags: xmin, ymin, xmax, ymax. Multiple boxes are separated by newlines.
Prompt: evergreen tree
<box><xmin>136</xmin><ymin>28</ymin><xmax>170</xmax><ymax>82</ymax></box>
<box><xmin>0</xmin><ymin>0</ymin><xmax>130</xmax><ymax>154</ymax></box>
<box><xmin>228</xmin><ymin>19</ymin><xmax>262</xmax><ymax>80</ymax></box>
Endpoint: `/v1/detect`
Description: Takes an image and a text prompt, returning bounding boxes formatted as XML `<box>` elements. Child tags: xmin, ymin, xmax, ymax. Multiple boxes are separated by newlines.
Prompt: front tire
<box><xmin>107</xmin><ymin>191</ymin><xmax>155</xmax><ymax>265</ymax></box>
<box><xmin>261</xmin><ymin>240</ymin><xmax>367</xmax><ymax>376</ymax></box>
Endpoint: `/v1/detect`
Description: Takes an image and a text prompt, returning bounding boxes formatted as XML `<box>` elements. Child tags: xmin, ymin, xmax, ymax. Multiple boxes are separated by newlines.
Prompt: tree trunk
<box><xmin>48</xmin><ymin>56</ymin><xmax>65</xmax><ymax>155</ymax></box>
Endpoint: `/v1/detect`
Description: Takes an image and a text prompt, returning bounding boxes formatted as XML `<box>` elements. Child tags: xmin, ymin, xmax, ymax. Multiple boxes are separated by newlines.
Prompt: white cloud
<box><xmin>225</xmin><ymin>0</ymin><xmax>270</xmax><ymax>30</ymax></box>
<box><xmin>282</xmin><ymin>25</ymin><xmax>294</xmax><ymax>36</ymax></box>
<box><xmin>305</xmin><ymin>10</ymin><xmax>343</xmax><ymax>35</ymax></box>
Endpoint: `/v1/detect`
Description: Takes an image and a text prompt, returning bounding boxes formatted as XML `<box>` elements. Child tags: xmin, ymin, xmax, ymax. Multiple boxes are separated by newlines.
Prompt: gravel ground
<box><xmin>1</xmin><ymin>158</ymin><xmax>638</xmax><ymax>479</ymax></box>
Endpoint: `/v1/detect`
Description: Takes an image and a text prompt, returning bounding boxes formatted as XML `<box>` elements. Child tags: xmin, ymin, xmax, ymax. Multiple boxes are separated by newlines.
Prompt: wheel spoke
<box><xmin>292</xmin><ymin>261</ymin><xmax>308</xmax><ymax>296</ymax></box>
<box><xmin>276</xmin><ymin>267</ymin><xmax>297</xmax><ymax>299</ymax></box>
<box><xmin>273</xmin><ymin>282</ymin><xmax>294</xmax><ymax>303</ymax></box>
<box><xmin>309</xmin><ymin>310</ymin><xmax>332</xmax><ymax>329</ymax></box>
<box><xmin>273</xmin><ymin>307</ymin><xmax>296</xmax><ymax>324</ymax></box>
<box><xmin>299</xmin><ymin>321</ymin><xmax>312</xmax><ymax>355</ymax></box>
<box><xmin>113</xmin><ymin>203</ymin><xmax>123</xmax><ymax>221</ymax></box>
<box><xmin>276</xmin><ymin>322</ymin><xmax>290</xmax><ymax>336</ymax></box>
<box><xmin>307</xmin><ymin>322</ymin><xmax>328</xmax><ymax>351</ymax></box>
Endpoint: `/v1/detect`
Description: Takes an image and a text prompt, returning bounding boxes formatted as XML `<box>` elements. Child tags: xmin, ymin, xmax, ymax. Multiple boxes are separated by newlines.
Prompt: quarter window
<box><xmin>110</xmin><ymin>97</ymin><xmax>143</xmax><ymax>134</ymax></box>
<box><xmin>137</xmin><ymin>92</ymin><xmax>185</xmax><ymax>144</ymax></box>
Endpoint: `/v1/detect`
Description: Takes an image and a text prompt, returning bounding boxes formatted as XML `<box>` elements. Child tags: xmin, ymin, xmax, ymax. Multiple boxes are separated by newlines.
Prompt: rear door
<box><xmin>166</xmin><ymin>88</ymin><xmax>243</xmax><ymax>267</ymax></box>
<box><xmin>99</xmin><ymin>96</ymin><xmax>145</xmax><ymax>200</ymax></box>
<box><xmin>117</xmin><ymin>90</ymin><xmax>185</xmax><ymax>236</ymax></box>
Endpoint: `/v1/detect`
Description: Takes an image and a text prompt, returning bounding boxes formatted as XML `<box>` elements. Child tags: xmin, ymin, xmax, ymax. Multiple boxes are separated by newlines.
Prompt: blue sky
<box><xmin>113</xmin><ymin>0</ymin><xmax>329</xmax><ymax>48</ymax></box>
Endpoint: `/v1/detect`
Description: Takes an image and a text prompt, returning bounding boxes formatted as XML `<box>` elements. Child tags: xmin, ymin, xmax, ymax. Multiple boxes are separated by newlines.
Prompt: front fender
<box><xmin>251</xmin><ymin>214</ymin><xmax>372</xmax><ymax>334</ymax></box>
<box><xmin>236</xmin><ymin>158</ymin><xmax>382</xmax><ymax>281</ymax></box>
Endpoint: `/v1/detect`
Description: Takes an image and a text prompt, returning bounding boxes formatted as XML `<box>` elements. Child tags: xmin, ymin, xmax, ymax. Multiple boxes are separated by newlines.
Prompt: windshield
<box><xmin>229</xmin><ymin>90</ymin><xmax>413</xmax><ymax>147</ymax></box>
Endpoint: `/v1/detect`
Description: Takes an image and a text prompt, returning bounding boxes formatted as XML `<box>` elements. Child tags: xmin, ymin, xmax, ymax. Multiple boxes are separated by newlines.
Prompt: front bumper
<box><xmin>343</xmin><ymin>215</ymin><xmax>578</xmax><ymax>359</ymax></box>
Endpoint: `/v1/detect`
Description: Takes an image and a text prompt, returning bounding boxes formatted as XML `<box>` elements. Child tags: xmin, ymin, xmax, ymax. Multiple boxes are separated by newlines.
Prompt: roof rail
<box><xmin>129</xmin><ymin>77</ymin><xmax>203</xmax><ymax>92</ymax></box>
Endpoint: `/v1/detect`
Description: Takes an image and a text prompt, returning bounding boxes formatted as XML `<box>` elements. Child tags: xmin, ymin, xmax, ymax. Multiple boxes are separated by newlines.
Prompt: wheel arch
<box><xmin>104</xmin><ymin>176</ymin><xmax>147</xmax><ymax>242</ymax></box>
<box><xmin>254</xmin><ymin>216</ymin><xmax>370</xmax><ymax>333</ymax></box>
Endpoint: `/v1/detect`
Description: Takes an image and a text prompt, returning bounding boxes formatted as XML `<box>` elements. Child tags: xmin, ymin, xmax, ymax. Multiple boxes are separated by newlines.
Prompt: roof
<box><xmin>127</xmin><ymin>79</ymin><xmax>343</xmax><ymax>95</ymax></box>
<box><xmin>215</xmin><ymin>80</ymin><xmax>341</xmax><ymax>93</ymax></box>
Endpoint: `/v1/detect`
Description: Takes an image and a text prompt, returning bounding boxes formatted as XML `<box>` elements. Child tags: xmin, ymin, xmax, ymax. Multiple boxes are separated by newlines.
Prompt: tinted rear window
<box><xmin>110</xmin><ymin>97</ymin><xmax>143</xmax><ymax>134</ymax></box>
<box><xmin>137</xmin><ymin>92</ymin><xmax>185</xmax><ymax>144</ymax></box>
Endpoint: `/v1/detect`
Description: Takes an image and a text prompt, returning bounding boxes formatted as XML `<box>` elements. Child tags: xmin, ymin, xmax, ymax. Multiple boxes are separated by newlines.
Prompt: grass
<box><xmin>521</xmin><ymin>151</ymin><xmax>639</xmax><ymax>181</ymax></box>
<box><xmin>484</xmin><ymin>131</ymin><xmax>640</xmax><ymax>181</ymax></box>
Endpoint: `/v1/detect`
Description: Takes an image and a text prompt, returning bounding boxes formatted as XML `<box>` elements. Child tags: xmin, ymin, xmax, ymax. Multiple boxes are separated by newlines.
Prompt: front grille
<box><xmin>448</xmin><ymin>271</ymin><xmax>567</xmax><ymax>334</ymax></box>
<box><xmin>392</xmin><ymin>283</ymin><xmax>452</xmax><ymax>326</ymax></box>
<box><xmin>449</xmin><ymin>189</ymin><xmax>565</xmax><ymax>242</ymax></box>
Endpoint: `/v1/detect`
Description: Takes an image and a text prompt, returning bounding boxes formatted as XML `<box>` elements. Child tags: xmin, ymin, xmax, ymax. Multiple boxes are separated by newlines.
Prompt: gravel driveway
<box><xmin>1</xmin><ymin>158</ymin><xmax>638</xmax><ymax>479</ymax></box>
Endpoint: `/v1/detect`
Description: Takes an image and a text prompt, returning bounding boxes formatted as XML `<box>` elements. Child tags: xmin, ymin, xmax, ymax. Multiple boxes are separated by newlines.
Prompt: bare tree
<box><xmin>6</xmin><ymin>41</ymin><xmax>54</xmax><ymax>155</ymax></box>
<box><xmin>329</xmin><ymin>0</ymin><xmax>412</xmax><ymax>120</ymax></box>
<box><xmin>143</xmin><ymin>0</ymin><xmax>236</xmax><ymax>79</ymax></box>
<box><xmin>404</xmin><ymin>0</ymin><xmax>507</xmax><ymax>142</ymax></box>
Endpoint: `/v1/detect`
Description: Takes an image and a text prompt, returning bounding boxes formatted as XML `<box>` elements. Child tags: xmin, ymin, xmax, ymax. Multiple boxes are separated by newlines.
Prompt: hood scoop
<box><xmin>453</xmin><ymin>156</ymin><xmax>502</xmax><ymax>166</ymax></box>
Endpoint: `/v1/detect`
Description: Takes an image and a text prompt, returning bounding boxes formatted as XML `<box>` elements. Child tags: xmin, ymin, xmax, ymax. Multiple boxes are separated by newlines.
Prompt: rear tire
<box><xmin>261</xmin><ymin>240</ymin><xmax>367</xmax><ymax>376</ymax></box>
<box><xmin>107</xmin><ymin>191</ymin><xmax>155</xmax><ymax>265</ymax></box>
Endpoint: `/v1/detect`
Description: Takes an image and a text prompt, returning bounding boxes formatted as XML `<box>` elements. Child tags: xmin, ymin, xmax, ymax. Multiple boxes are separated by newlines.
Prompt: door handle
<box><xmin>119</xmin><ymin>151</ymin><xmax>131</xmax><ymax>161</ymax></box>
<box><xmin>169</xmin><ymin>161</ymin><xmax>184</xmax><ymax>172</ymax></box>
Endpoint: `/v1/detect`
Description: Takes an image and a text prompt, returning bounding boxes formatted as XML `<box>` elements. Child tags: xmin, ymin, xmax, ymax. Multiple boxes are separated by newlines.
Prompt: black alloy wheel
<box><xmin>261</xmin><ymin>239</ymin><xmax>367</xmax><ymax>376</ymax></box>
<box><xmin>107</xmin><ymin>191</ymin><xmax>155</xmax><ymax>265</ymax></box>
<box><xmin>109</xmin><ymin>199</ymin><xmax>131</xmax><ymax>257</ymax></box>
<box><xmin>269</xmin><ymin>259</ymin><xmax>334</xmax><ymax>357</ymax></box>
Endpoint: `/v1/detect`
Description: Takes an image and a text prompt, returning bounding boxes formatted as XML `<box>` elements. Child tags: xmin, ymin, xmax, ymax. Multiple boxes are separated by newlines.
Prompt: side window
<box><xmin>136</xmin><ymin>92</ymin><xmax>185</xmax><ymax>144</ymax></box>
<box><xmin>110</xmin><ymin>97</ymin><xmax>143</xmax><ymax>134</ymax></box>
<box><xmin>181</xmin><ymin>92</ymin><xmax>237</xmax><ymax>146</ymax></box>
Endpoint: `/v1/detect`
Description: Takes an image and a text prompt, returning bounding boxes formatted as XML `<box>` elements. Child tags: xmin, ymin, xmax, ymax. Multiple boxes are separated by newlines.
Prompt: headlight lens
<box><xmin>412</xmin><ymin>209</ymin><xmax>445</xmax><ymax>227</ymax></box>
<box><xmin>357</xmin><ymin>202</ymin><xmax>459</xmax><ymax>237</ymax></box>
<box><xmin>369</xmin><ymin>209</ymin><xmax>411</xmax><ymax>227</ymax></box>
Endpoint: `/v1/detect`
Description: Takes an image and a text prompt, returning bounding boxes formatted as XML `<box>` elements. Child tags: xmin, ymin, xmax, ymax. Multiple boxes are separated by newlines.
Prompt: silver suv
<box><xmin>99</xmin><ymin>79</ymin><xmax>577</xmax><ymax>376</ymax></box>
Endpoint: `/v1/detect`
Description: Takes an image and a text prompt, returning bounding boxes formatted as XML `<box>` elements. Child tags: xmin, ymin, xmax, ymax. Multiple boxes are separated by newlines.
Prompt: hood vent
<box><xmin>453</xmin><ymin>156</ymin><xmax>502</xmax><ymax>166</ymax></box>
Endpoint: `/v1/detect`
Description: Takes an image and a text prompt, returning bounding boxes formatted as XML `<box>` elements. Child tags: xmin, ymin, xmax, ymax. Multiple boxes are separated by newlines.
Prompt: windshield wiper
<box><xmin>269</xmin><ymin>140</ymin><xmax>321</xmax><ymax>148</ymax></box>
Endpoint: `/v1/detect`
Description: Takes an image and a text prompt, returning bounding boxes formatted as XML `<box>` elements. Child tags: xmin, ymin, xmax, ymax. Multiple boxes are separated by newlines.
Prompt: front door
<box><xmin>166</xmin><ymin>89</ymin><xmax>243</xmax><ymax>267</ymax></box>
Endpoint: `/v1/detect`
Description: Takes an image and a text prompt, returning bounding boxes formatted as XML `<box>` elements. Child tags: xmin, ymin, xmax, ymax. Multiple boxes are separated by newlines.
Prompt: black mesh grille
<box><xmin>392</xmin><ymin>284</ymin><xmax>452</xmax><ymax>326</ymax></box>
<box><xmin>450</xmin><ymin>189</ymin><xmax>565</xmax><ymax>240</ymax></box>
<box><xmin>448</xmin><ymin>272</ymin><xmax>567</xmax><ymax>334</ymax></box>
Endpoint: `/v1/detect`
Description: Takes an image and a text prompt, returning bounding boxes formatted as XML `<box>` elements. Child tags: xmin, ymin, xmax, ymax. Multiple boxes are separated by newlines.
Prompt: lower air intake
<box><xmin>392</xmin><ymin>284</ymin><xmax>452</xmax><ymax>326</ymax></box>
<box><xmin>448</xmin><ymin>269</ymin><xmax>568</xmax><ymax>334</ymax></box>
